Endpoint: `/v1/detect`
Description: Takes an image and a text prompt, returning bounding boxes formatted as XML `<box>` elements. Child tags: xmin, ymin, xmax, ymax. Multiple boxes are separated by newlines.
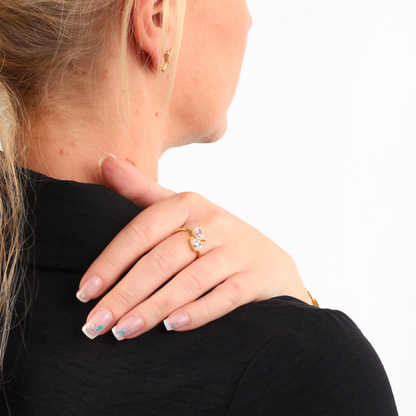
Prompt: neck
<box><xmin>22</xmin><ymin>85</ymin><xmax>164</xmax><ymax>185</ymax></box>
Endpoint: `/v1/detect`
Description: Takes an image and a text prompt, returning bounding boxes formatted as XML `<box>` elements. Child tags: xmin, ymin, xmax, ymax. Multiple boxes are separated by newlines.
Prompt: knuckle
<box><xmin>111</xmin><ymin>287</ymin><xmax>137</xmax><ymax>311</ymax></box>
<box><xmin>181</xmin><ymin>266</ymin><xmax>211</xmax><ymax>294</ymax></box>
<box><xmin>175</xmin><ymin>192</ymin><xmax>193</xmax><ymax>206</ymax></box>
<box><xmin>100</xmin><ymin>255</ymin><xmax>123</xmax><ymax>276</ymax></box>
<box><xmin>181</xmin><ymin>191</ymin><xmax>199</xmax><ymax>203</ymax></box>
<box><xmin>123</xmin><ymin>221</ymin><xmax>153</xmax><ymax>251</ymax></box>
<box><xmin>147</xmin><ymin>301</ymin><xmax>169</xmax><ymax>323</ymax></box>
<box><xmin>144</xmin><ymin>249</ymin><xmax>176</xmax><ymax>279</ymax></box>
<box><xmin>223</xmin><ymin>281</ymin><xmax>243</xmax><ymax>307</ymax></box>
<box><xmin>214</xmin><ymin>208</ymin><xmax>229</xmax><ymax>226</ymax></box>
<box><xmin>199</xmin><ymin>300</ymin><xmax>216</xmax><ymax>323</ymax></box>
<box><xmin>176</xmin><ymin>192</ymin><xmax>201</xmax><ymax>218</ymax></box>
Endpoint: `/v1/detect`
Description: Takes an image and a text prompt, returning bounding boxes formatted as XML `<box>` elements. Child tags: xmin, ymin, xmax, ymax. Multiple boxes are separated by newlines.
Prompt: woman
<box><xmin>0</xmin><ymin>0</ymin><xmax>397</xmax><ymax>414</ymax></box>
<box><xmin>0</xmin><ymin>0</ymin><xmax>312</xmax><ymax>345</ymax></box>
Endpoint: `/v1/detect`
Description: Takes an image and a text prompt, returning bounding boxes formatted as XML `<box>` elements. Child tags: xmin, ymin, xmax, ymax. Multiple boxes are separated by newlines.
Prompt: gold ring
<box><xmin>174</xmin><ymin>226</ymin><xmax>206</xmax><ymax>259</ymax></box>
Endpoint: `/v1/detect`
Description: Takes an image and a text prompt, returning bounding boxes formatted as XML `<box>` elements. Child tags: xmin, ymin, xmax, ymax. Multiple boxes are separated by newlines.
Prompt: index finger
<box><xmin>76</xmin><ymin>192</ymin><xmax>196</xmax><ymax>302</ymax></box>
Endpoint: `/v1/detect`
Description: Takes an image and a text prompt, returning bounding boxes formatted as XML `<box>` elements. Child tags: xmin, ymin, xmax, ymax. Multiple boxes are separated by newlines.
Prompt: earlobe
<box><xmin>132</xmin><ymin>0</ymin><xmax>166</xmax><ymax>71</ymax></box>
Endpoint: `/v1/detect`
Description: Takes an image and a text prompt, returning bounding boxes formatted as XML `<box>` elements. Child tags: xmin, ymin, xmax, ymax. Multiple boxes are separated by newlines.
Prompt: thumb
<box><xmin>99</xmin><ymin>155</ymin><xmax>175</xmax><ymax>209</ymax></box>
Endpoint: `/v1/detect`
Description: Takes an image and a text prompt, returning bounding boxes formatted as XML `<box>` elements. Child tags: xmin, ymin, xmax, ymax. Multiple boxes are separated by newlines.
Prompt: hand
<box><xmin>78</xmin><ymin>156</ymin><xmax>312</xmax><ymax>340</ymax></box>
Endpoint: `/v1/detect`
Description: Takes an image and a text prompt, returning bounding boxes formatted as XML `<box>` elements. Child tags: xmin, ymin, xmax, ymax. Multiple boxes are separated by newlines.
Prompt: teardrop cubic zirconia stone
<box><xmin>193</xmin><ymin>227</ymin><xmax>206</xmax><ymax>241</ymax></box>
<box><xmin>190</xmin><ymin>237</ymin><xmax>204</xmax><ymax>251</ymax></box>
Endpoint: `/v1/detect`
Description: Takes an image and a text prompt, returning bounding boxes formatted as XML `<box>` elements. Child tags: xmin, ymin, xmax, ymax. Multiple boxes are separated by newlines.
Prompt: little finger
<box><xmin>164</xmin><ymin>272</ymin><xmax>255</xmax><ymax>332</ymax></box>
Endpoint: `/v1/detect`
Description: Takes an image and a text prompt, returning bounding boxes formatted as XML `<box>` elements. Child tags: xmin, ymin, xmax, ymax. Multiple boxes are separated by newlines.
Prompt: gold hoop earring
<box><xmin>161</xmin><ymin>47</ymin><xmax>173</xmax><ymax>72</ymax></box>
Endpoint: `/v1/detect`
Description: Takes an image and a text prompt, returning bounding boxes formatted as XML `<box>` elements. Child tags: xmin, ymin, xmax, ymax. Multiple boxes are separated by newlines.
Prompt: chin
<box><xmin>198</xmin><ymin>119</ymin><xmax>228</xmax><ymax>144</ymax></box>
<box><xmin>172</xmin><ymin>118</ymin><xmax>228</xmax><ymax>149</ymax></box>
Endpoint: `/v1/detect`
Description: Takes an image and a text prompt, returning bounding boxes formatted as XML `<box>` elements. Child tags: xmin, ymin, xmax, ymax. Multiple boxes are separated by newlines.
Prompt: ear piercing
<box><xmin>162</xmin><ymin>47</ymin><xmax>173</xmax><ymax>72</ymax></box>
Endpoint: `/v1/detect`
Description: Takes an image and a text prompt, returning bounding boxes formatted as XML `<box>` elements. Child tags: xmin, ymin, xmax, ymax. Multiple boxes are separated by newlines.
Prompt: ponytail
<box><xmin>0</xmin><ymin>80</ymin><xmax>26</xmax><ymax>371</ymax></box>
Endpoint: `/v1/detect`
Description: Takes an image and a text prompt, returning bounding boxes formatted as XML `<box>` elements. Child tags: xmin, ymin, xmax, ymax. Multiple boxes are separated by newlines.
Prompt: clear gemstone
<box><xmin>190</xmin><ymin>237</ymin><xmax>204</xmax><ymax>251</ymax></box>
<box><xmin>193</xmin><ymin>227</ymin><xmax>206</xmax><ymax>241</ymax></box>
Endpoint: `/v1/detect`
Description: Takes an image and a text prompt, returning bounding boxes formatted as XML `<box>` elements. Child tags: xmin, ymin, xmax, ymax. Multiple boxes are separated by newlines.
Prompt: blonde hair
<box><xmin>0</xmin><ymin>0</ymin><xmax>187</xmax><ymax>370</ymax></box>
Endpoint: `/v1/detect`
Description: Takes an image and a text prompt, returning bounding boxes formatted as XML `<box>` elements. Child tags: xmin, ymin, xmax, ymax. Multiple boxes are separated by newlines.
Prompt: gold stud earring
<box><xmin>161</xmin><ymin>47</ymin><xmax>173</xmax><ymax>72</ymax></box>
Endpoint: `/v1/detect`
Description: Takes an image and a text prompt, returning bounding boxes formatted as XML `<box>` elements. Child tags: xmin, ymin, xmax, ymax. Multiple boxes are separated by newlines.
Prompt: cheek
<box><xmin>169</xmin><ymin>3</ymin><xmax>250</xmax><ymax>142</ymax></box>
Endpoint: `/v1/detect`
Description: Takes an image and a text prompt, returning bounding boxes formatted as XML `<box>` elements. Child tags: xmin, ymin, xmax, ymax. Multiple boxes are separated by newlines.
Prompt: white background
<box><xmin>160</xmin><ymin>1</ymin><xmax>416</xmax><ymax>414</ymax></box>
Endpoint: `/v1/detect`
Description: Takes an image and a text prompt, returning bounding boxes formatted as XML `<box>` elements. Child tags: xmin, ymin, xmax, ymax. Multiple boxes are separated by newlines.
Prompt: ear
<box><xmin>132</xmin><ymin>0</ymin><xmax>172</xmax><ymax>71</ymax></box>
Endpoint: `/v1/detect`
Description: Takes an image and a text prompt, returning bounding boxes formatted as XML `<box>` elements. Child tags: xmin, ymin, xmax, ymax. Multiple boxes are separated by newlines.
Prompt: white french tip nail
<box><xmin>112</xmin><ymin>315</ymin><xmax>145</xmax><ymax>341</ymax></box>
<box><xmin>82</xmin><ymin>309</ymin><xmax>113</xmax><ymax>340</ymax></box>
<box><xmin>163</xmin><ymin>313</ymin><xmax>190</xmax><ymax>332</ymax></box>
<box><xmin>98</xmin><ymin>153</ymin><xmax>117</xmax><ymax>168</ymax></box>
<box><xmin>76</xmin><ymin>291</ymin><xmax>91</xmax><ymax>303</ymax></box>
<box><xmin>76</xmin><ymin>276</ymin><xmax>103</xmax><ymax>304</ymax></box>
<box><xmin>112</xmin><ymin>326</ymin><xmax>125</xmax><ymax>341</ymax></box>
<box><xmin>82</xmin><ymin>323</ymin><xmax>98</xmax><ymax>340</ymax></box>
<box><xmin>163</xmin><ymin>319</ymin><xmax>173</xmax><ymax>331</ymax></box>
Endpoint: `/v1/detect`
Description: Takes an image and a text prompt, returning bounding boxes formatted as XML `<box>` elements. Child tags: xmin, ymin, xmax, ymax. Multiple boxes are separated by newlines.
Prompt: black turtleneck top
<box><xmin>0</xmin><ymin>170</ymin><xmax>398</xmax><ymax>415</ymax></box>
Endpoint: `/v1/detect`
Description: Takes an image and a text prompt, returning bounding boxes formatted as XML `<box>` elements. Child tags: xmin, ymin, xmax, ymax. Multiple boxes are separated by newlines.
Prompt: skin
<box><xmin>22</xmin><ymin>0</ymin><xmax>312</xmax><ymax>339</ymax></box>
<box><xmin>25</xmin><ymin>0</ymin><xmax>251</xmax><ymax>183</ymax></box>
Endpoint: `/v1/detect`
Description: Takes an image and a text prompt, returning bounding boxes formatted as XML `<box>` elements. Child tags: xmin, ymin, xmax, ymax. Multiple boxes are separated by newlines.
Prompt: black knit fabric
<box><xmin>1</xmin><ymin>170</ymin><xmax>398</xmax><ymax>415</ymax></box>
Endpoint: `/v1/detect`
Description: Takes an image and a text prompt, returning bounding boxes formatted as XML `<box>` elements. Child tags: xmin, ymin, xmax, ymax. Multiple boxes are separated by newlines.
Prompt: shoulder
<box><xmin>224</xmin><ymin>296</ymin><xmax>398</xmax><ymax>416</ymax></box>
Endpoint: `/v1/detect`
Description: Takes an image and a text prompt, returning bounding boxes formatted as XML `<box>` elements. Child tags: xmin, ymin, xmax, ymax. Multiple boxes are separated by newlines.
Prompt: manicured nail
<box><xmin>112</xmin><ymin>315</ymin><xmax>145</xmax><ymax>341</ymax></box>
<box><xmin>82</xmin><ymin>308</ymin><xmax>113</xmax><ymax>340</ymax></box>
<box><xmin>76</xmin><ymin>276</ymin><xmax>103</xmax><ymax>303</ymax></box>
<box><xmin>163</xmin><ymin>312</ymin><xmax>190</xmax><ymax>332</ymax></box>
<box><xmin>98</xmin><ymin>153</ymin><xmax>117</xmax><ymax>168</ymax></box>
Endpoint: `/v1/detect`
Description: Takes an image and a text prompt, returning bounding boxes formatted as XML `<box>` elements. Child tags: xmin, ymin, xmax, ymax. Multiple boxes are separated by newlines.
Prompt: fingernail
<box><xmin>76</xmin><ymin>276</ymin><xmax>103</xmax><ymax>303</ymax></box>
<box><xmin>98</xmin><ymin>153</ymin><xmax>117</xmax><ymax>168</ymax></box>
<box><xmin>112</xmin><ymin>315</ymin><xmax>145</xmax><ymax>341</ymax></box>
<box><xmin>82</xmin><ymin>308</ymin><xmax>113</xmax><ymax>340</ymax></box>
<box><xmin>163</xmin><ymin>312</ymin><xmax>190</xmax><ymax>332</ymax></box>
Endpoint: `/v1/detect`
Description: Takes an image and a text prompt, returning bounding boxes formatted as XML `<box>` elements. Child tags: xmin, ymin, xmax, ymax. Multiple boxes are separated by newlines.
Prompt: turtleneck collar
<box><xmin>23</xmin><ymin>169</ymin><xmax>142</xmax><ymax>272</ymax></box>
